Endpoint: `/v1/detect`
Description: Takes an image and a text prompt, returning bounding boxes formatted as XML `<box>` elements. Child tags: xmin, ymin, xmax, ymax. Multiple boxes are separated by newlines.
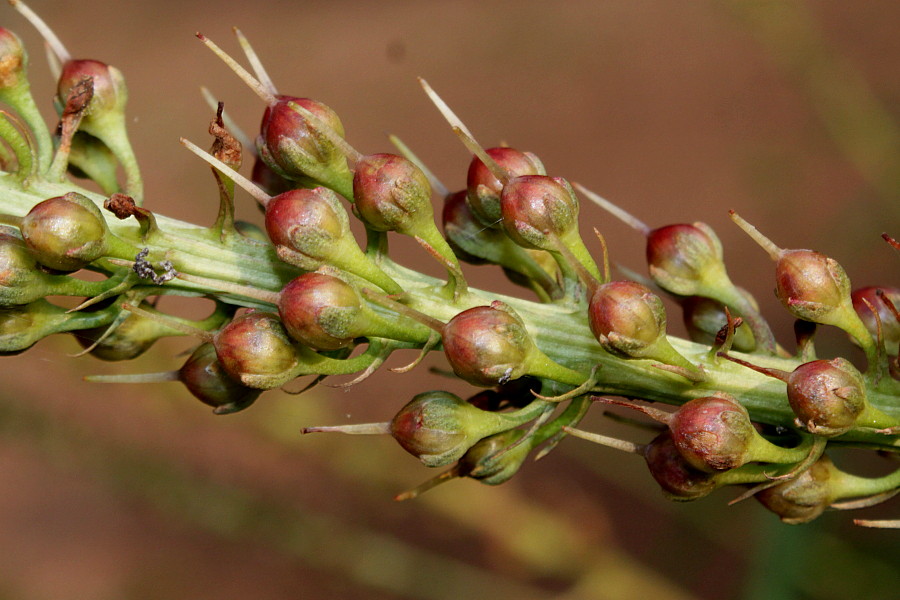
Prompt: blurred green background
<box><xmin>1</xmin><ymin>1</ymin><xmax>898</xmax><ymax>598</ymax></box>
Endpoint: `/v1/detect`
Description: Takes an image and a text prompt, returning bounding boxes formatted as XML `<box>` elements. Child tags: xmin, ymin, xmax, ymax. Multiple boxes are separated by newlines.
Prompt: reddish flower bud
<box><xmin>179</xmin><ymin>343</ymin><xmax>261</xmax><ymax>414</ymax></box>
<box><xmin>259</xmin><ymin>95</ymin><xmax>349</xmax><ymax>187</ymax></box>
<box><xmin>499</xmin><ymin>175</ymin><xmax>579</xmax><ymax>251</ymax></box>
<box><xmin>669</xmin><ymin>395</ymin><xmax>757</xmax><ymax>472</ymax></box>
<box><xmin>213</xmin><ymin>311</ymin><xmax>299</xmax><ymax>389</ymax></box>
<box><xmin>58</xmin><ymin>59</ymin><xmax>125</xmax><ymax>118</ymax></box>
<box><xmin>277</xmin><ymin>272</ymin><xmax>367</xmax><ymax>351</ymax></box>
<box><xmin>588</xmin><ymin>281</ymin><xmax>666</xmax><ymax>356</ymax></box>
<box><xmin>851</xmin><ymin>286</ymin><xmax>900</xmax><ymax>355</ymax></box>
<box><xmin>775</xmin><ymin>249</ymin><xmax>852</xmax><ymax>325</ymax></box>
<box><xmin>264</xmin><ymin>187</ymin><xmax>350</xmax><ymax>268</ymax></box>
<box><xmin>441</xmin><ymin>304</ymin><xmax>535</xmax><ymax>387</ymax></box>
<box><xmin>646</xmin><ymin>223</ymin><xmax>727</xmax><ymax>296</ymax></box>
<box><xmin>20</xmin><ymin>192</ymin><xmax>112</xmax><ymax>271</ymax></box>
<box><xmin>352</xmin><ymin>153</ymin><xmax>433</xmax><ymax>233</ymax></box>
<box><xmin>644</xmin><ymin>431</ymin><xmax>718</xmax><ymax>501</ymax></box>
<box><xmin>786</xmin><ymin>358</ymin><xmax>867</xmax><ymax>437</ymax></box>
<box><xmin>466</xmin><ymin>147</ymin><xmax>545</xmax><ymax>227</ymax></box>
<box><xmin>755</xmin><ymin>454</ymin><xmax>836</xmax><ymax>524</ymax></box>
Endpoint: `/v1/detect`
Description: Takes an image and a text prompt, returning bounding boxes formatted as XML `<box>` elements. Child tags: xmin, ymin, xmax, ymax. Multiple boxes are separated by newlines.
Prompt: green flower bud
<box><xmin>20</xmin><ymin>192</ymin><xmax>113</xmax><ymax>271</ymax></box>
<box><xmin>755</xmin><ymin>455</ymin><xmax>836</xmax><ymax>524</ymax></box>
<box><xmin>0</xmin><ymin>298</ymin><xmax>113</xmax><ymax>355</ymax></box>
<box><xmin>390</xmin><ymin>391</ymin><xmax>545</xmax><ymax>467</ymax></box>
<box><xmin>456</xmin><ymin>428</ymin><xmax>530</xmax><ymax>485</ymax></box>
<box><xmin>681</xmin><ymin>295</ymin><xmax>756</xmax><ymax>353</ymax></box>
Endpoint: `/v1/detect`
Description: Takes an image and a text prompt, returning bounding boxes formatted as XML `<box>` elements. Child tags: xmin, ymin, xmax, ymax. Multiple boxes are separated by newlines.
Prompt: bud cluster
<box><xmin>0</xmin><ymin>2</ymin><xmax>895</xmax><ymax>527</ymax></box>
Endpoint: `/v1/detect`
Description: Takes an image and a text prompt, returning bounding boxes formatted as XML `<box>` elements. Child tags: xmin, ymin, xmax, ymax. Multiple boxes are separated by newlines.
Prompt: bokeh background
<box><xmin>2</xmin><ymin>1</ymin><xmax>899</xmax><ymax>598</ymax></box>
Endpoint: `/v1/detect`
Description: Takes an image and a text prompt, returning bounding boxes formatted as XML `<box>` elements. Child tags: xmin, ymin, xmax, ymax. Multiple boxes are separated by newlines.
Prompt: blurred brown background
<box><xmin>2</xmin><ymin>1</ymin><xmax>899</xmax><ymax>599</ymax></box>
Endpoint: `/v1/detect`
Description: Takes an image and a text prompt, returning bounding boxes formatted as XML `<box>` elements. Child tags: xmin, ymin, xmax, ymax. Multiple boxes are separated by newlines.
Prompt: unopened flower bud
<box><xmin>58</xmin><ymin>59</ymin><xmax>125</xmax><ymax>119</ymax></box>
<box><xmin>851</xmin><ymin>286</ymin><xmax>900</xmax><ymax>355</ymax></box>
<box><xmin>456</xmin><ymin>428</ymin><xmax>530</xmax><ymax>485</ymax></box>
<box><xmin>589</xmin><ymin>281</ymin><xmax>665</xmax><ymax>355</ymax></box>
<box><xmin>755</xmin><ymin>454</ymin><xmax>836</xmax><ymax>524</ymax></box>
<box><xmin>588</xmin><ymin>281</ymin><xmax>697</xmax><ymax>373</ymax></box>
<box><xmin>466</xmin><ymin>147</ymin><xmax>545</xmax><ymax>227</ymax></box>
<box><xmin>20</xmin><ymin>192</ymin><xmax>115</xmax><ymax>271</ymax></box>
<box><xmin>442</xmin><ymin>305</ymin><xmax>535</xmax><ymax>387</ymax></box>
<box><xmin>681</xmin><ymin>295</ymin><xmax>756</xmax><ymax>353</ymax></box>
<box><xmin>643</xmin><ymin>431</ymin><xmax>718</xmax><ymax>501</ymax></box>
<box><xmin>669</xmin><ymin>395</ymin><xmax>759</xmax><ymax>472</ymax></box>
<box><xmin>646</xmin><ymin>223</ymin><xmax>729</xmax><ymax>297</ymax></box>
<box><xmin>74</xmin><ymin>301</ymin><xmax>187</xmax><ymax>361</ymax></box>
<box><xmin>278</xmin><ymin>272</ymin><xmax>426</xmax><ymax>350</ymax></box>
<box><xmin>265</xmin><ymin>187</ymin><xmax>400</xmax><ymax>293</ymax></box>
<box><xmin>775</xmin><ymin>249</ymin><xmax>853</xmax><ymax>326</ymax></box>
<box><xmin>265</xmin><ymin>187</ymin><xmax>351</xmax><ymax>267</ymax></box>
<box><xmin>390</xmin><ymin>391</ymin><xmax>545</xmax><ymax>467</ymax></box>
<box><xmin>259</xmin><ymin>95</ymin><xmax>351</xmax><ymax>193</ymax></box>
<box><xmin>213</xmin><ymin>311</ymin><xmax>299</xmax><ymax>389</ymax></box>
<box><xmin>442</xmin><ymin>191</ymin><xmax>559</xmax><ymax>297</ymax></box>
<box><xmin>0</xmin><ymin>27</ymin><xmax>26</xmax><ymax>90</ymax></box>
<box><xmin>352</xmin><ymin>153</ymin><xmax>433</xmax><ymax>234</ymax></box>
<box><xmin>786</xmin><ymin>358</ymin><xmax>869</xmax><ymax>437</ymax></box>
<box><xmin>499</xmin><ymin>175</ymin><xmax>578</xmax><ymax>251</ymax></box>
<box><xmin>179</xmin><ymin>343</ymin><xmax>261</xmax><ymax>414</ymax></box>
<box><xmin>0</xmin><ymin>297</ymin><xmax>113</xmax><ymax>355</ymax></box>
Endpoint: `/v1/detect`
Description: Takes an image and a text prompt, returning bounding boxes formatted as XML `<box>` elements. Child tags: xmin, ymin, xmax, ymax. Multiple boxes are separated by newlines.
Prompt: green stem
<box><xmin>0</xmin><ymin>174</ymin><xmax>897</xmax><ymax>451</ymax></box>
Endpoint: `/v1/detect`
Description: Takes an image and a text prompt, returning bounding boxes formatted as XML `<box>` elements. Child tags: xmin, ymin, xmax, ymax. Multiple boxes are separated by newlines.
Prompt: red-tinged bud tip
<box><xmin>352</xmin><ymin>153</ymin><xmax>433</xmax><ymax>233</ymax></box>
<box><xmin>441</xmin><ymin>304</ymin><xmax>535</xmax><ymax>387</ymax></box>
<box><xmin>466</xmin><ymin>147</ymin><xmax>545</xmax><ymax>227</ymax></box>
<box><xmin>213</xmin><ymin>312</ymin><xmax>298</xmax><ymax>389</ymax></box>
<box><xmin>669</xmin><ymin>395</ymin><xmax>755</xmax><ymax>472</ymax></box>
<box><xmin>278</xmin><ymin>272</ymin><xmax>364</xmax><ymax>351</ymax></box>
<box><xmin>786</xmin><ymin>358</ymin><xmax>866</xmax><ymax>437</ymax></box>
<box><xmin>179</xmin><ymin>343</ymin><xmax>261</xmax><ymax>414</ymax></box>
<box><xmin>588</xmin><ymin>280</ymin><xmax>667</xmax><ymax>357</ymax></box>
<box><xmin>500</xmin><ymin>175</ymin><xmax>579</xmax><ymax>250</ymax></box>
<box><xmin>646</xmin><ymin>222</ymin><xmax>725</xmax><ymax>296</ymax></box>
<box><xmin>755</xmin><ymin>455</ymin><xmax>836</xmax><ymax>524</ymax></box>
<box><xmin>21</xmin><ymin>193</ymin><xmax>110</xmax><ymax>271</ymax></box>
